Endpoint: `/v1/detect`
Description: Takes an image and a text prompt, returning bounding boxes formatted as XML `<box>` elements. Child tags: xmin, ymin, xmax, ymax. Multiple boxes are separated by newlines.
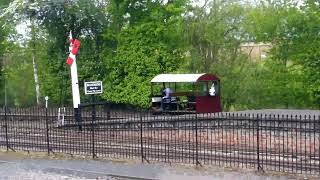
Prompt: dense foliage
<box><xmin>0</xmin><ymin>0</ymin><xmax>319</xmax><ymax>110</ymax></box>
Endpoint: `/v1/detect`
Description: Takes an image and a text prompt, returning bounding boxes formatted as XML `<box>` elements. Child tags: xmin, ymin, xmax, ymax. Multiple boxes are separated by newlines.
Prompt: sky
<box><xmin>13</xmin><ymin>0</ymin><xmax>305</xmax><ymax>42</ymax></box>
<box><xmin>14</xmin><ymin>0</ymin><xmax>207</xmax><ymax>41</ymax></box>
<box><xmin>192</xmin><ymin>0</ymin><xmax>206</xmax><ymax>6</ymax></box>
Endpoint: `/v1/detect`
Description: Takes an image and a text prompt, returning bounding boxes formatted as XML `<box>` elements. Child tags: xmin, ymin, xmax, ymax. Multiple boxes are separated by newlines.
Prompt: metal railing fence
<box><xmin>0</xmin><ymin>106</ymin><xmax>319</xmax><ymax>175</ymax></box>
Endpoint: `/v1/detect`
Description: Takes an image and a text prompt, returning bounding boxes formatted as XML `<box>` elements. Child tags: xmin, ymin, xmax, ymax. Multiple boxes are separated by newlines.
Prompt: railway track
<box><xmin>1</xmin><ymin>127</ymin><xmax>319</xmax><ymax>155</ymax></box>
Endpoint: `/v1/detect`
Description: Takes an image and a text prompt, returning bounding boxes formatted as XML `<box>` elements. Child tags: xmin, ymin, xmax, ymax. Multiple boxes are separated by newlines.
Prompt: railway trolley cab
<box><xmin>150</xmin><ymin>73</ymin><xmax>222</xmax><ymax>113</ymax></box>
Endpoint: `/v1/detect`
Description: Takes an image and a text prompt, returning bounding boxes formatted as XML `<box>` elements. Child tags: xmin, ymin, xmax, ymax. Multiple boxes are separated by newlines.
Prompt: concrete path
<box><xmin>0</xmin><ymin>152</ymin><xmax>312</xmax><ymax>180</ymax></box>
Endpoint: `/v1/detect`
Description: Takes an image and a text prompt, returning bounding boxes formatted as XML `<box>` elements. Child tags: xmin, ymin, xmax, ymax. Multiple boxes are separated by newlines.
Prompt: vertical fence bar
<box><xmin>91</xmin><ymin>98</ymin><xmax>96</xmax><ymax>159</ymax></box>
<box><xmin>195</xmin><ymin>113</ymin><xmax>200</xmax><ymax>166</ymax></box>
<box><xmin>295</xmin><ymin>115</ymin><xmax>298</xmax><ymax>172</ymax></box>
<box><xmin>140</xmin><ymin>112</ymin><xmax>144</xmax><ymax>163</ymax></box>
<box><xmin>77</xmin><ymin>105</ymin><xmax>82</xmax><ymax>131</ymax></box>
<box><xmin>106</xmin><ymin>103</ymin><xmax>110</xmax><ymax>120</ymax></box>
<box><xmin>318</xmin><ymin>115</ymin><xmax>320</xmax><ymax>175</ymax></box>
<box><xmin>242</xmin><ymin>113</ymin><xmax>244</xmax><ymax>167</ymax></box>
<box><xmin>257</xmin><ymin>114</ymin><xmax>261</xmax><ymax>171</ymax></box>
<box><xmin>4</xmin><ymin>106</ymin><xmax>9</xmax><ymax>151</ymax></box>
<box><xmin>304</xmin><ymin>115</ymin><xmax>307</xmax><ymax>173</ymax></box>
<box><xmin>45</xmin><ymin>106</ymin><xmax>50</xmax><ymax>155</ymax></box>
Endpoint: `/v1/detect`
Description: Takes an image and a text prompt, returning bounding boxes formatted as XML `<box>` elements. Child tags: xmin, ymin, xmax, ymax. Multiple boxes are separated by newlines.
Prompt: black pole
<box><xmin>75</xmin><ymin>107</ymin><xmax>82</xmax><ymax>131</ymax></box>
<box><xmin>195</xmin><ymin>113</ymin><xmax>199</xmax><ymax>166</ymax></box>
<box><xmin>140</xmin><ymin>112</ymin><xmax>144</xmax><ymax>163</ymax></box>
<box><xmin>105</xmin><ymin>103</ymin><xmax>110</xmax><ymax>120</ymax></box>
<box><xmin>257</xmin><ymin>114</ymin><xmax>261</xmax><ymax>171</ymax></box>
<box><xmin>91</xmin><ymin>95</ymin><xmax>96</xmax><ymax>159</ymax></box>
<box><xmin>4</xmin><ymin>106</ymin><xmax>9</xmax><ymax>151</ymax></box>
<box><xmin>45</xmin><ymin>105</ymin><xmax>50</xmax><ymax>155</ymax></box>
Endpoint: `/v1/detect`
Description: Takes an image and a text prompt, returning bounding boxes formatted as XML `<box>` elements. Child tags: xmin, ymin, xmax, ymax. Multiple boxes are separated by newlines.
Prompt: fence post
<box><xmin>105</xmin><ymin>103</ymin><xmax>111</xmax><ymax>120</ymax></box>
<box><xmin>91</xmin><ymin>95</ymin><xmax>96</xmax><ymax>159</ymax></box>
<box><xmin>4</xmin><ymin>106</ymin><xmax>9</xmax><ymax>151</ymax></box>
<box><xmin>140</xmin><ymin>112</ymin><xmax>144</xmax><ymax>163</ymax></box>
<box><xmin>76</xmin><ymin>106</ymin><xmax>83</xmax><ymax>131</ymax></box>
<box><xmin>45</xmin><ymin>106</ymin><xmax>50</xmax><ymax>155</ymax></box>
<box><xmin>195</xmin><ymin>113</ymin><xmax>200</xmax><ymax>166</ymax></box>
<box><xmin>257</xmin><ymin>114</ymin><xmax>261</xmax><ymax>171</ymax></box>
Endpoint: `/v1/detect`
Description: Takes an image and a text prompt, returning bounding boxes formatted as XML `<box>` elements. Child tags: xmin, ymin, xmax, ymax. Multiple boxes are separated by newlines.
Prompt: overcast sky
<box><xmin>15</xmin><ymin>0</ymin><xmax>207</xmax><ymax>39</ymax></box>
<box><xmin>14</xmin><ymin>0</ymin><xmax>304</xmax><ymax>42</ymax></box>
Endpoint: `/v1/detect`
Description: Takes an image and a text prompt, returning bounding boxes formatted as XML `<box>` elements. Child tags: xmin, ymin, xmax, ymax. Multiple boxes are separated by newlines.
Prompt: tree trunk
<box><xmin>30</xmin><ymin>11</ymin><xmax>41</xmax><ymax>106</ymax></box>
<box><xmin>32</xmin><ymin>54</ymin><xmax>40</xmax><ymax>105</ymax></box>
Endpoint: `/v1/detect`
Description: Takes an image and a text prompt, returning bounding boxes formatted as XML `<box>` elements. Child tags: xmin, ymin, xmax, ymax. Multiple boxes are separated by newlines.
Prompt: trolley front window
<box><xmin>208</xmin><ymin>80</ymin><xmax>219</xmax><ymax>96</ymax></box>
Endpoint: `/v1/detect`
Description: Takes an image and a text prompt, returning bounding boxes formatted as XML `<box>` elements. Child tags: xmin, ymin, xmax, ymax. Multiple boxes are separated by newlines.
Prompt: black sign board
<box><xmin>84</xmin><ymin>81</ymin><xmax>103</xmax><ymax>95</ymax></box>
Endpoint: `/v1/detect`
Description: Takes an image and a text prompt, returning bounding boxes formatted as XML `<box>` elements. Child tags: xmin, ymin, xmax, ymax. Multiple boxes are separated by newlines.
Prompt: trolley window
<box><xmin>208</xmin><ymin>80</ymin><xmax>219</xmax><ymax>96</ymax></box>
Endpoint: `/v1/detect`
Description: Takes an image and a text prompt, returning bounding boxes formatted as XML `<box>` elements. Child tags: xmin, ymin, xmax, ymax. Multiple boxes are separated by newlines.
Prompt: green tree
<box><xmin>102</xmin><ymin>1</ymin><xmax>187</xmax><ymax>107</ymax></box>
<box><xmin>290</xmin><ymin>1</ymin><xmax>320</xmax><ymax>107</ymax></box>
<box><xmin>183</xmin><ymin>0</ymin><xmax>251</xmax><ymax>110</ymax></box>
<box><xmin>4</xmin><ymin>46</ymin><xmax>37</xmax><ymax>107</ymax></box>
<box><xmin>1</xmin><ymin>0</ymin><xmax>110</xmax><ymax>106</ymax></box>
<box><xmin>29</xmin><ymin>0</ymin><xmax>109</xmax><ymax>106</ymax></box>
<box><xmin>0</xmin><ymin>29</ymin><xmax>6</xmax><ymax>105</ymax></box>
<box><xmin>245</xmin><ymin>0</ymin><xmax>318</xmax><ymax>109</ymax></box>
<box><xmin>0</xmin><ymin>14</ymin><xmax>11</xmax><ymax>106</ymax></box>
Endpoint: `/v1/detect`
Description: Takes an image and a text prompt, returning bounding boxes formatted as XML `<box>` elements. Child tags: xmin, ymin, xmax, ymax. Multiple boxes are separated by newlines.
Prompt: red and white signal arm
<box><xmin>84</xmin><ymin>81</ymin><xmax>103</xmax><ymax>95</ymax></box>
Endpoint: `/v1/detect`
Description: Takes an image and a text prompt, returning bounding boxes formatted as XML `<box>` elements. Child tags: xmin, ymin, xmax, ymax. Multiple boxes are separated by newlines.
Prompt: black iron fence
<box><xmin>0</xmin><ymin>106</ymin><xmax>319</xmax><ymax>175</ymax></box>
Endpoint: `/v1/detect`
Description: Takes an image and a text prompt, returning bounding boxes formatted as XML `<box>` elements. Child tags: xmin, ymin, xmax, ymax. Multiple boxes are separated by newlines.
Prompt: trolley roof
<box><xmin>151</xmin><ymin>73</ymin><xmax>219</xmax><ymax>83</ymax></box>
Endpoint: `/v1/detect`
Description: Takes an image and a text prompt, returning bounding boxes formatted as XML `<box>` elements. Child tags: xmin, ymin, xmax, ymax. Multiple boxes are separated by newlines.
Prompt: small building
<box><xmin>240</xmin><ymin>42</ymin><xmax>272</xmax><ymax>61</ymax></box>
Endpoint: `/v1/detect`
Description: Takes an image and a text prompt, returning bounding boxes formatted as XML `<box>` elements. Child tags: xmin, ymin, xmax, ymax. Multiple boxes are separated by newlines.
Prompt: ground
<box><xmin>0</xmin><ymin>151</ymin><xmax>316</xmax><ymax>180</ymax></box>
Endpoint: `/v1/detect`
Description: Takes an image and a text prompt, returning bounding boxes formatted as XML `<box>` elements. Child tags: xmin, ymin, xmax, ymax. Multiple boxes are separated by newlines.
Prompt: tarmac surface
<box><xmin>233</xmin><ymin>109</ymin><xmax>320</xmax><ymax>117</ymax></box>
<box><xmin>0</xmin><ymin>151</ymin><xmax>311</xmax><ymax>180</ymax></box>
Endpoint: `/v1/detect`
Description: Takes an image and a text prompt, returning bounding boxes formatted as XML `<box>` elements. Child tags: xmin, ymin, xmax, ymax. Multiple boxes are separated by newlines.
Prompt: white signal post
<box><xmin>66</xmin><ymin>31</ymin><xmax>81</xmax><ymax>128</ymax></box>
<box><xmin>70</xmin><ymin>55</ymin><xmax>81</xmax><ymax>109</ymax></box>
<box><xmin>68</xmin><ymin>31</ymin><xmax>81</xmax><ymax>109</ymax></box>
